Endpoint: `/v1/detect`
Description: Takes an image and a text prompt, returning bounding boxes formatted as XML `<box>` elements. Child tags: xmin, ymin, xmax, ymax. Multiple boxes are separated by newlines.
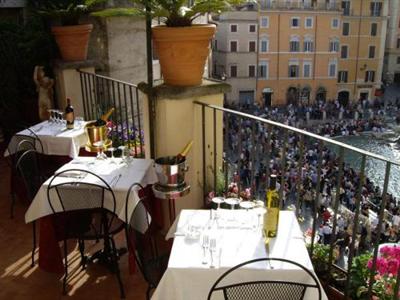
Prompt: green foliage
<box><xmin>93</xmin><ymin>0</ymin><xmax>250</xmax><ymax>27</ymax></box>
<box><xmin>308</xmin><ymin>243</ymin><xmax>331</xmax><ymax>274</ymax></box>
<box><xmin>28</xmin><ymin>0</ymin><xmax>106</xmax><ymax>26</ymax></box>
<box><xmin>348</xmin><ymin>253</ymin><xmax>373</xmax><ymax>300</ymax></box>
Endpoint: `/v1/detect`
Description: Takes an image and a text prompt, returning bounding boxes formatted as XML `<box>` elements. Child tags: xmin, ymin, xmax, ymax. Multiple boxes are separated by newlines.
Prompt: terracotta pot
<box><xmin>51</xmin><ymin>24</ymin><xmax>93</xmax><ymax>61</ymax></box>
<box><xmin>152</xmin><ymin>24</ymin><xmax>216</xmax><ymax>86</ymax></box>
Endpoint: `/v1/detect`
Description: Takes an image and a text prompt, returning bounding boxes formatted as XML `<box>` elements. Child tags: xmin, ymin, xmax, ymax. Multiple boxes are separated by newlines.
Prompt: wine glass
<box><xmin>48</xmin><ymin>109</ymin><xmax>54</xmax><ymax>123</ymax></box>
<box><xmin>108</xmin><ymin>147</ymin><xmax>116</xmax><ymax>164</ymax></box>
<box><xmin>239</xmin><ymin>200</ymin><xmax>255</xmax><ymax>228</ymax></box>
<box><xmin>225</xmin><ymin>198</ymin><xmax>239</xmax><ymax>223</ymax></box>
<box><xmin>118</xmin><ymin>145</ymin><xmax>127</xmax><ymax>164</ymax></box>
<box><xmin>254</xmin><ymin>203</ymin><xmax>267</xmax><ymax>232</ymax></box>
<box><xmin>75</xmin><ymin>116</ymin><xmax>84</xmax><ymax>129</ymax></box>
<box><xmin>93</xmin><ymin>140</ymin><xmax>107</xmax><ymax>160</ymax></box>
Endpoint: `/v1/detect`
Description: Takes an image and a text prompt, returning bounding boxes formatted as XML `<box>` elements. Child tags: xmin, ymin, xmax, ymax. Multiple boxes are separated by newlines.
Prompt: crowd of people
<box><xmin>224</xmin><ymin>98</ymin><xmax>400</xmax><ymax>257</ymax></box>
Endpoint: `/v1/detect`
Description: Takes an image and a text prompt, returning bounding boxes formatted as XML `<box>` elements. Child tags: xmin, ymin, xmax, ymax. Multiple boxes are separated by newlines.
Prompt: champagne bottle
<box><xmin>174</xmin><ymin>140</ymin><xmax>193</xmax><ymax>164</ymax></box>
<box><xmin>65</xmin><ymin>98</ymin><xmax>74</xmax><ymax>129</ymax></box>
<box><xmin>94</xmin><ymin>108</ymin><xmax>114</xmax><ymax>126</ymax></box>
<box><xmin>263</xmin><ymin>174</ymin><xmax>280</xmax><ymax>238</ymax></box>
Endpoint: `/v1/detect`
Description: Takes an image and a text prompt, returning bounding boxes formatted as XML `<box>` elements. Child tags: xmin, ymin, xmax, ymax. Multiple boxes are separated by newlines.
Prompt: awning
<box><xmin>262</xmin><ymin>88</ymin><xmax>273</xmax><ymax>93</ymax></box>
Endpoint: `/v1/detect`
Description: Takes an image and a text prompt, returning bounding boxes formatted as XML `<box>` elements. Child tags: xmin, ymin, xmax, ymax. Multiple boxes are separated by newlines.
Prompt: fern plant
<box><xmin>92</xmin><ymin>0</ymin><xmax>248</xmax><ymax>27</ymax></box>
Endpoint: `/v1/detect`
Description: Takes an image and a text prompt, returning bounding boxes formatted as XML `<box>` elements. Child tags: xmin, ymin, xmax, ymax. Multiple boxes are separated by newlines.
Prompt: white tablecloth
<box><xmin>25</xmin><ymin>157</ymin><xmax>158</xmax><ymax>226</ymax></box>
<box><xmin>152</xmin><ymin>210</ymin><xmax>327</xmax><ymax>300</ymax></box>
<box><xmin>5</xmin><ymin>121</ymin><xmax>87</xmax><ymax>158</ymax></box>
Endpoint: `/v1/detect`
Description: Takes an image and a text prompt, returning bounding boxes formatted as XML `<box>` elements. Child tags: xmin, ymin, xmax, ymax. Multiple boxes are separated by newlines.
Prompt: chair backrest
<box><xmin>47</xmin><ymin>169</ymin><xmax>117</xmax><ymax>232</ymax></box>
<box><xmin>125</xmin><ymin>183</ymin><xmax>158</xmax><ymax>284</ymax></box>
<box><xmin>207</xmin><ymin>257</ymin><xmax>322</xmax><ymax>300</ymax></box>
<box><xmin>15</xmin><ymin>149</ymin><xmax>42</xmax><ymax>201</ymax></box>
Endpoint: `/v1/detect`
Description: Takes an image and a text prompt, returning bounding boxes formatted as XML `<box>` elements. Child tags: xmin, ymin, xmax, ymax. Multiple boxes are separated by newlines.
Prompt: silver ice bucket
<box><xmin>155</xmin><ymin>156</ymin><xmax>188</xmax><ymax>188</ymax></box>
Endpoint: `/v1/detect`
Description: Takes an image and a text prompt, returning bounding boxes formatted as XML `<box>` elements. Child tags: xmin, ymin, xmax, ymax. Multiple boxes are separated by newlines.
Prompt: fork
<box><xmin>202</xmin><ymin>234</ymin><xmax>209</xmax><ymax>265</ymax></box>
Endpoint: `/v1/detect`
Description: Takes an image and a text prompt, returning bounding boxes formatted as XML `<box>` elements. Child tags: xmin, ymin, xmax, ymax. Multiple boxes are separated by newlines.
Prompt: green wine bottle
<box><xmin>263</xmin><ymin>174</ymin><xmax>280</xmax><ymax>238</ymax></box>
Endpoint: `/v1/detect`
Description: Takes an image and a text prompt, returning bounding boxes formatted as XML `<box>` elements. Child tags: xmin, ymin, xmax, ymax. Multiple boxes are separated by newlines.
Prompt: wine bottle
<box><xmin>263</xmin><ymin>174</ymin><xmax>280</xmax><ymax>238</ymax></box>
<box><xmin>94</xmin><ymin>108</ymin><xmax>115</xmax><ymax>126</ymax></box>
<box><xmin>65</xmin><ymin>98</ymin><xmax>74</xmax><ymax>129</ymax></box>
<box><xmin>174</xmin><ymin>140</ymin><xmax>193</xmax><ymax>164</ymax></box>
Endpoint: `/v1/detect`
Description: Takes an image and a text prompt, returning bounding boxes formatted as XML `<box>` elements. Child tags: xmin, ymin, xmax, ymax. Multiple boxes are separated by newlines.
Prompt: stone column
<box><xmin>339</xmin><ymin>111</ymin><xmax>343</xmax><ymax>120</ymax></box>
<box><xmin>139</xmin><ymin>80</ymin><xmax>231</xmax><ymax>228</ymax></box>
<box><xmin>53</xmin><ymin>60</ymin><xmax>97</xmax><ymax>118</ymax></box>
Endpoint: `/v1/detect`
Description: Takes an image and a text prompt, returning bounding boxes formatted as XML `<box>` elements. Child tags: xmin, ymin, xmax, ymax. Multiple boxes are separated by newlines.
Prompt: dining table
<box><xmin>152</xmin><ymin>209</ymin><xmax>328</xmax><ymax>300</ymax></box>
<box><xmin>25</xmin><ymin>156</ymin><xmax>161</xmax><ymax>274</ymax></box>
<box><xmin>5</xmin><ymin>120</ymin><xmax>88</xmax><ymax>158</ymax></box>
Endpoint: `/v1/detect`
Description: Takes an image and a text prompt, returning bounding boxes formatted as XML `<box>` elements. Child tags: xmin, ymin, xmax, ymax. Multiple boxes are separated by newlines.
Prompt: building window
<box><xmin>342</xmin><ymin>22</ymin><xmax>350</xmax><ymax>36</ymax></box>
<box><xmin>248</xmin><ymin>65</ymin><xmax>256</xmax><ymax>77</ymax></box>
<box><xmin>338</xmin><ymin>71</ymin><xmax>348</xmax><ymax>83</ymax></box>
<box><xmin>329</xmin><ymin>39</ymin><xmax>339</xmax><ymax>52</ymax></box>
<box><xmin>370</xmin><ymin>2</ymin><xmax>382</xmax><ymax>17</ymax></box>
<box><xmin>371</xmin><ymin>23</ymin><xmax>378</xmax><ymax>36</ymax></box>
<box><xmin>369</xmin><ymin>46</ymin><xmax>376</xmax><ymax>58</ymax></box>
<box><xmin>397</xmin><ymin>38</ymin><xmax>400</xmax><ymax>49</ymax></box>
<box><xmin>290</xmin><ymin>40</ymin><xmax>300</xmax><ymax>52</ymax></box>
<box><xmin>249</xmin><ymin>41</ymin><xmax>256</xmax><ymax>52</ymax></box>
<box><xmin>214</xmin><ymin>40</ymin><xmax>218</xmax><ymax>51</ymax></box>
<box><xmin>288</xmin><ymin>65</ymin><xmax>299</xmax><ymax>78</ymax></box>
<box><xmin>230</xmin><ymin>41</ymin><xmax>238</xmax><ymax>52</ymax></box>
<box><xmin>230</xmin><ymin>65</ymin><xmax>237</xmax><ymax>77</ymax></box>
<box><xmin>332</xmin><ymin>18</ymin><xmax>340</xmax><ymax>29</ymax></box>
<box><xmin>260</xmin><ymin>17</ymin><xmax>269</xmax><ymax>28</ymax></box>
<box><xmin>305</xmin><ymin>17</ymin><xmax>313</xmax><ymax>29</ymax></box>
<box><xmin>260</xmin><ymin>38</ymin><xmax>269</xmax><ymax>52</ymax></box>
<box><xmin>329</xmin><ymin>61</ymin><xmax>337</xmax><ymax>77</ymax></box>
<box><xmin>341</xmin><ymin>45</ymin><xmax>348</xmax><ymax>58</ymax></box>
<box><xmin>365</xmin><ymin>70</ymin><xmax>375</xmax><ymax>82</ymax></box>
<box><xmin>304</xmin><ymin>40</ymin><xmax>314</xmax><ymax>52</ymax></box>
<box><xmin>230</xmin><ymin>24</ymin><xmax>238</xmax><ymax>32</ymax></box>
<box><xmin>249</xmin><ymin>24</ymin><xmax>256</xmax><ymax>33</ymax></box>
<box><xmin>397</xmin><ymin>56</ymin><xmax>400</xmax><ymax>64</ymax></box>
<box><xmin>342</xmin><ymin>1</ymin><xmax>351</xmax><ymax>16</ymax></box>
<box><xmin>258</xmin><ymin>62</ymin><xmax>268</xmax><ymax>78</ymax></box>
<box><xmin>303</xmin><ymin>63</ymin><xmax>312</xmax><ymax>78</ymax></box>
<box><xmin>291</xmin><ymin>17</ymin><xmax>300</xmax><ymax>28</ymax></box>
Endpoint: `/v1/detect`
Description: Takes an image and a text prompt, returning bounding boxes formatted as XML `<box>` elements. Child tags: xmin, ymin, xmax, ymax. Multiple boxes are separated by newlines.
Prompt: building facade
<box><xmin>383</xmin><ymin>0</ymin><xmax>400</xmax><ymax>85</ymax></box>
<box><xmin>213</xmin><ymin>0</ymin><xmax>388</xmax><ymax>107</ymax></box>
<box><xmin>212</xmin><ymin>6</ymin><xmax>258</xmax><ymax>106</ymax></box>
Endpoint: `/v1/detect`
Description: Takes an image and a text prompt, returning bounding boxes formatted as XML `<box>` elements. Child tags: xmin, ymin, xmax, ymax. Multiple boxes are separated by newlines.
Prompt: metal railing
<box><xmin>195</xmin><ymin>101</ymin><xmax>400</xmax><ymax>300</ymax></box>
<box><xmin>78</xmin><ymin>70</ymin><xmax>144</xmax><ymax>157</ymax></box>
<box><xmin>259</xmin><ymin>0</ymin><xmax>341</xmax><ymax>11</ymax></box>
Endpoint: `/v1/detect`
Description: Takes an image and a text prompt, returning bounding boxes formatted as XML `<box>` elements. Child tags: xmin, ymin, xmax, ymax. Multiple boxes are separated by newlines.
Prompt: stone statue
<box><xmin>34</xmin><ymin>66</ymin><xmax>54</xmax><ymax>121</ymax></box>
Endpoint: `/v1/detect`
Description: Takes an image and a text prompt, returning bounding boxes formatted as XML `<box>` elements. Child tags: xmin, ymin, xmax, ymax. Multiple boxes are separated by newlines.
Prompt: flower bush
<box><xmin>106</xmin><ymin>120</ymin><xmax>145</xmax><ymax>156</ymax></box>
<box><xmin>351</xmin><ymin>245</ymin><xmax>400</xmax><ymax>300</ymax></box>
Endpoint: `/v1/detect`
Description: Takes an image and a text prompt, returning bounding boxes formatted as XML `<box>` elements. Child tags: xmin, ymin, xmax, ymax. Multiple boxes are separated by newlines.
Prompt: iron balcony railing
<box><xmin>195</xmin><ymin>101</ymin><xmax>400</xmax><ymax>300</ymax></box>
<box><xmin>259</xmin><ymin>0</ymin><xmax>341</xmax><ymax>11</ymax></box>
<box><xmin>78</xmin><ymin>70</ymin><xmax>144</xmax><ymax>157</ymax></box>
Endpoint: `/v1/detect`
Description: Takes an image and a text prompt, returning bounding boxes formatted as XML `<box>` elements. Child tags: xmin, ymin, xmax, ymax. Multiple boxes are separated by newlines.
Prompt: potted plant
<box><xmin>93</xmin><ymin>0</ymin><xmax>245</xmax><ymax>86</ymax></box>
<box><xmin>29</xmin><ymin>0</ymin><xmax>104</xmax><ymax>61</ymax></box>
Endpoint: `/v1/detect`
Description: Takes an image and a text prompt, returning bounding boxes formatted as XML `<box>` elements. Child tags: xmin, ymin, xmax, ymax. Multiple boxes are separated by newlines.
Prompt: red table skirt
<box><xmin>38</xmin><ymin>186</ymin><xmax>163</xmax><ymax>274</ymax></box>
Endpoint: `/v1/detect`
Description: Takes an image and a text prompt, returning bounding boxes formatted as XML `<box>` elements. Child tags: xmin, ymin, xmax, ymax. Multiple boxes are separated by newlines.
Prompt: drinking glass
<box><xmin>225</xmin><ymin>198</ymin><xmax>239</xmax><ymax>223</ymax></box>
<box><xmin>254</xmin><ymin>206</ymin><xmax>267</xmax><ymax>231</ymax></box>
<box><xmin>75</xmin><ymin>116</ymin><xmax>84</xmax><ymax>129</ymax></box>
<box><xmin>118</xmin><ymin>145</ymin><xmax>127</xmax><ymax>164</ymax></box>
<box><xmin>108</xmin><ymin>147</ymin><xmax>116</xmax><ymax>163</ymax></box>
<box><xmin>93</xmin><ymin>140</ymin><xmax>107</xmax><ymax>160</ymax></box>
<box><xmin>239</xmin><ymin>201</ymin><xmax>255</xmax><ymax>228</ymax></box>
<box><xmin>209</xmin><ymin>237</ymin><xmax>218</xmax><ymax>268</ymax></box>
<box><xmin>48</xmin><ymin>109</ymin><xmax>54</xmax><ymax>123</ymax></box>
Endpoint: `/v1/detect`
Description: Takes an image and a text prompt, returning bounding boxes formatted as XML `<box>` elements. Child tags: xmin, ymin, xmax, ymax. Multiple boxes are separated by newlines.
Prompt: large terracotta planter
<box><xmin>152</xmin><ymin>24</ymin><xmax>216</xmax><ymax>87</ymax></box>
<box><xmin>51</xmin><ymin>24</ymin><xmax>93</xmax><ymax>61</ymax></box>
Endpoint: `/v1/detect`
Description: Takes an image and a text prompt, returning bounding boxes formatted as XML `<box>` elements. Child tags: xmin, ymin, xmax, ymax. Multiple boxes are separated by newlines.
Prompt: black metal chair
<box><xmin>207</xmin><ymin>257</ymin><xmax>322</xmax><ymax>300</ymax></box>
<box><xmin>15</xmin><ymin>149</ymin><xmax>42</xmax><ymax>267</ymax></box>
<box><xmin>47</xmin><ymin>169</ymin><xmax>125</xmax><ymax>298</ymax></box>
<box><xmin>7</xmin><ymin>130</ymin><xmax>44</xmax><ymax>218</ymax></box>
<box><xmin>124</xmin><ymin>183</ymin><xmax>169</xmax><ymax>300</ymax></box>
